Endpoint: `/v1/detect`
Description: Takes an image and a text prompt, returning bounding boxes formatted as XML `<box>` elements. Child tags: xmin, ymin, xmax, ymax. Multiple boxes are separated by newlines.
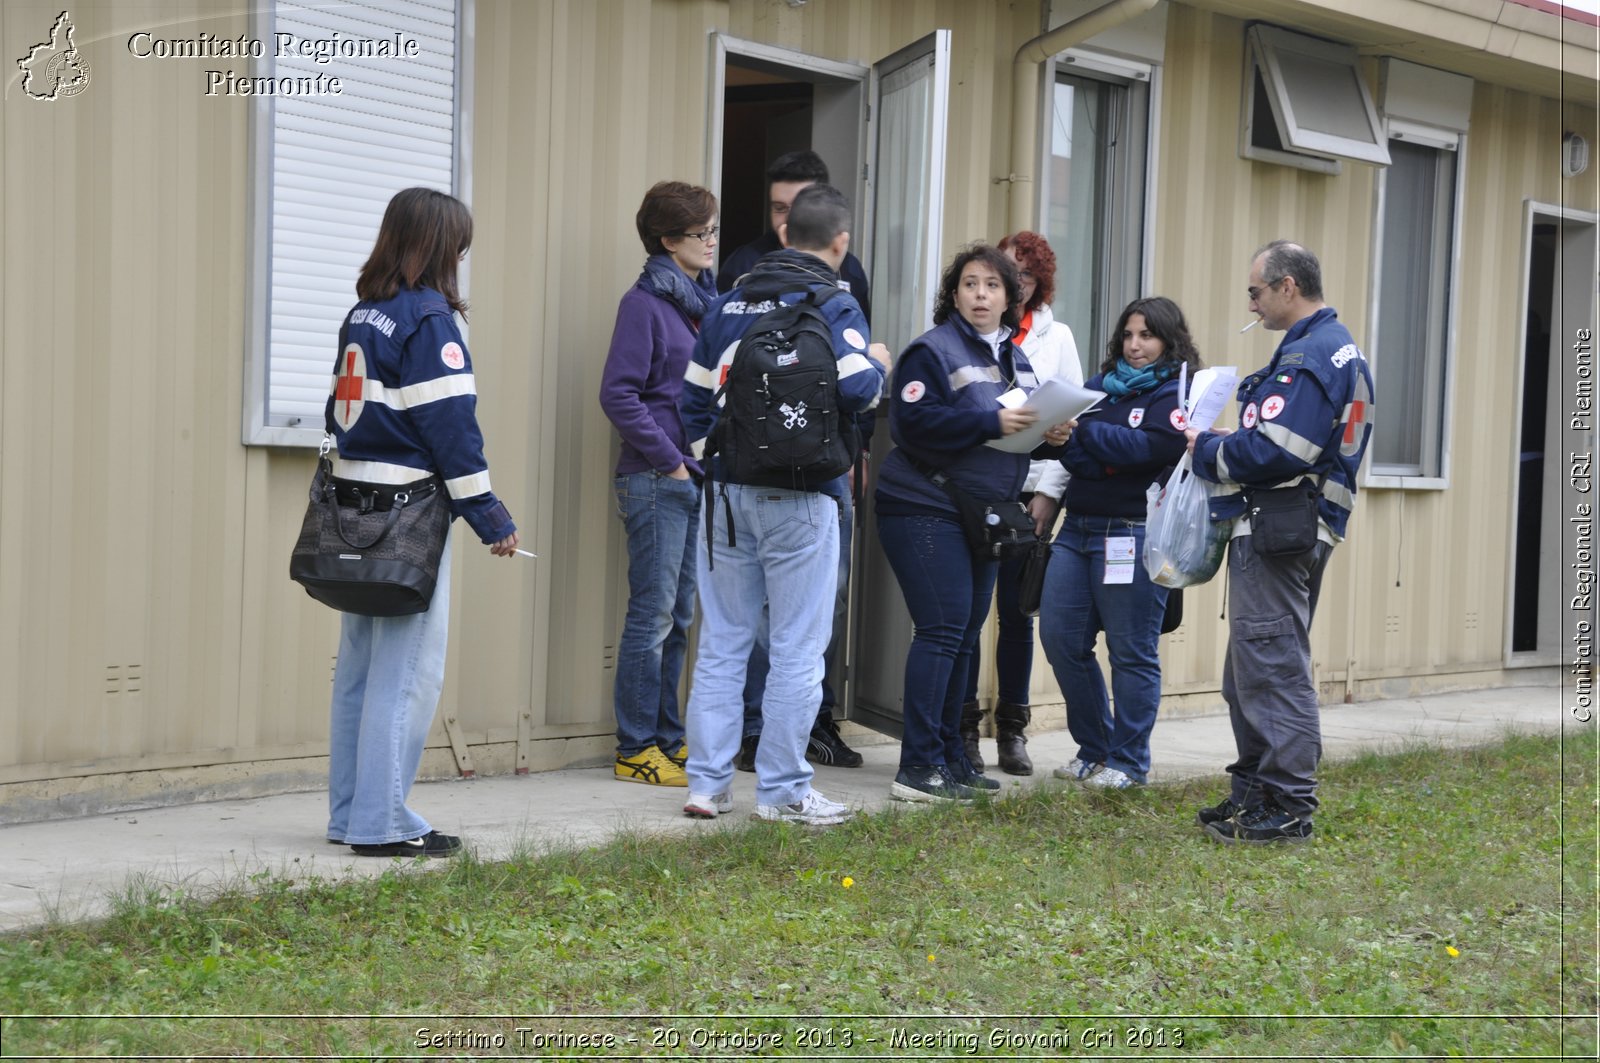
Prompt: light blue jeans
<box><xmin>612</xmin><ymin>471</ymin><xmax>698</xmax><ymax>757</ymax></box>
<box><xmin>684</xmin><ymin>484</ymin><xmax>838</xmax><ymax>806</ymax></box>
<box><xmin>327</xmin><ymin>530</ymin><xmax>453</xmax><ymax>845</ymax></box>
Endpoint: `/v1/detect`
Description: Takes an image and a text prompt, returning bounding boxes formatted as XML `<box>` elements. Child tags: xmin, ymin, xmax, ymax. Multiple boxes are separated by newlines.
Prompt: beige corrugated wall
<box><xmin>1</xmin><ymin>0</ymin><xmax>1592</xmax><ymax>820</ymax></box>
<box><xmin>1150</xmin><ymin>5</ymin><xmax>1597</xmax><ymax>706</ymax></box>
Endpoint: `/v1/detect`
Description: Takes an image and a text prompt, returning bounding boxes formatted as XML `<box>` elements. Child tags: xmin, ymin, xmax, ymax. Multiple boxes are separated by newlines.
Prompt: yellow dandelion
<box><xmin>841</xmin><ymin>876</ymin><xmax>854</xmax><ymax>888</ymax></box>
<box><xmin>927</xmin><ymin>953</ymin><xmax>937</xmax><ymax>963</ymax></box>
<box><xmin>1446</xmin><ymin>945</ymin><xmax>1460</xmax><ymax>957</ymax></box>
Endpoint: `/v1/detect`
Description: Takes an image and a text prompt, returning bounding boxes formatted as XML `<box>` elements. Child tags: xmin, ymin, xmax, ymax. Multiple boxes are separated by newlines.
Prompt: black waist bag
<box><xmin>290</xmin><ymin>450</ymin><xmax>450</xmax><ymax>617</ymax></box>
<box><xmin>914</xmin><ymin>458</ymin><xmax>1039</xmax><ymax>560</ymax></box>
<box><xmin>1247</xmin><ymin>481</ymin><xmax>1321</xmax><ymax>557</ymax></box>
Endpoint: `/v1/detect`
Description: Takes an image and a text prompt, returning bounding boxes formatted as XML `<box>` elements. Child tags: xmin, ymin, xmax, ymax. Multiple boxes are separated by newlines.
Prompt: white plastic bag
<box><xmin>1143</xmin><ymin>453</ymin><xmax>1228</xmax><ymax>588</ymax></box>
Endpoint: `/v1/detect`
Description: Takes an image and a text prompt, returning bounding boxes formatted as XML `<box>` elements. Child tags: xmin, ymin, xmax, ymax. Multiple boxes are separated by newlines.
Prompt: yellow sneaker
<box><xmin>663</xmin><ymin>742</ymin><xmax>688</xmax><ymax>769</ymax></box>
<box><xmin>615</xmin><ymin>746</ymin><xmax>687</xmax><ymax>787</ymax></box>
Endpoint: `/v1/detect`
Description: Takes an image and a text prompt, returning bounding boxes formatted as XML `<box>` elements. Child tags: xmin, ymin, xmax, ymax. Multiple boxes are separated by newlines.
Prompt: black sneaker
<box><xmin>1195</xmin><ymin>795</ymin><xmax>1241</xmax><ymax>828</ymax></box>
<box><xmin>350</xmin><ymin>830</ymin><xmax>462</xmax><ymax>858</ymax></box>
<box><xmin>946</xmin><ymin>758</ymin><xmax>1001</xmax><ymax>791</ymax></box>
<box><xmin>1204</xmin><ymin>802</ymin><xmax>1312</xmax><ymax>845</ymax></box>
<box><xmin>733</xmin><ymin>733</ymin><xmax>759</xmax><ymax>773</ymax></box>
<box><xmin>889</xmin><ymin>765</ymin><xmax>977</xmax><ymax>805</ymax></box>
<box><xmin>806</xmin><ymin>720</ymin><xmax>864</xmax><ymax>768</ymax></box>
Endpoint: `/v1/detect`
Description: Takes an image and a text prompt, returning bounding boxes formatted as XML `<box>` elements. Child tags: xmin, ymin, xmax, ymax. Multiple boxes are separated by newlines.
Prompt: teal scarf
<box><xmin>1101</xmin><ymin>359</ymin><xmax>1176</xmax><ymax>403</ymax></box>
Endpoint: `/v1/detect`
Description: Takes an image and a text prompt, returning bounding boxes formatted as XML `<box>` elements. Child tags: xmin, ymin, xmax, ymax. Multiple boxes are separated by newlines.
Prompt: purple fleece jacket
<box><xmin>599</xmin><ymin>286</ymin><xmax>701</xmax><ymax>477</ymax></box>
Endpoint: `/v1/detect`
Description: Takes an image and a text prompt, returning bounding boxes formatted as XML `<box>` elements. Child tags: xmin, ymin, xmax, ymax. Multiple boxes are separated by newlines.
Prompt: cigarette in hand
<box><xmin>514</xmin><ymin>548</ymin><xmax>538</xmax><ymax>559</ymax></box>
<box><xmin>1239</xmin><ymin>318</ymin><xmax>1261</xmax><ymax>334</ymax></box>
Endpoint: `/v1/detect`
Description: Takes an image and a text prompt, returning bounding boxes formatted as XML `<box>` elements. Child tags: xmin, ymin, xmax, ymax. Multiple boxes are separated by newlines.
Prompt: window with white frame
<box><xmin>1367</xmin><ymin>60</ymin><xmax>1472</xmax><ymax>484</ymax></box>
<box><xmin>1045</xmin><ymin>53</ymin><xmax>1151</xmax><ymax>376</ymax></box>
<box><xmin>1240</xmin><ymin>24</ymin><xmax>1389</xmax><ymax>174</ymax></box>
<box><xmin>245</xmin><ymin>0</ymin><xmax>464</xmax><ymax>447</ymax></box>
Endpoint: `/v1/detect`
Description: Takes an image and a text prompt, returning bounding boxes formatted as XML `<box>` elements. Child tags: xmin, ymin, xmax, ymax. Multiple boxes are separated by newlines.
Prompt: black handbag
<box><xmin>1159</xmin><ymin>587</ymin><xmax>1183</xmax><ymax>634</ymax></box>
<box><xmin>289</xmin><ymin>440</ymin><xmax>451</xmax><ymax>617</ymax></box>
<box><xmin>1247</xmin><ymin>476</ymin><xmax>1325</xmax><ymax>557</ymax></box>
<box><xmin>1016</xmin><ymin>537</ymin><xmax>1051</xmax><ymax>617</ymax></box>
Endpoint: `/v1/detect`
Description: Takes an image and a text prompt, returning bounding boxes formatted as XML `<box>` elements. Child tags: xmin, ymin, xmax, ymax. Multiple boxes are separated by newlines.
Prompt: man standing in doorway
<box><xmin>680</xmin><ymin>184</ymin><xmax>889</xmax><ymax>825</ymax></box>
<box><xmin>722</xmin><ymin>151</ymin><xmax>875</xmax><ymax>772</ymax></box>
<box><xmin>1185</xmin><ymin>240</ymin><xmax>1375</xmax><ymax>845</ymax></box>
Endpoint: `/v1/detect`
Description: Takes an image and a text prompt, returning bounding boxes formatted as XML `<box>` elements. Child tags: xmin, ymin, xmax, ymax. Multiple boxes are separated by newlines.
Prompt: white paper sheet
<box><xmin>1183</xmin><ymin>366</ymin><xmax>1238</xmax><ymax>432</ymax></box>
<box><xmin>984</xmin><ymin>377</ymin><xmax>1108</xmax><ymax>454</ymax></box>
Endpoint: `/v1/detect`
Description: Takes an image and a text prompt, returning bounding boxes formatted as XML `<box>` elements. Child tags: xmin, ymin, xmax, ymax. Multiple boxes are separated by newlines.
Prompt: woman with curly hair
<box><xmin>1041</xmin><ymin>296</ymin><xmax>1202</xmax><ymax>790</ymax></box>
<box><xmin>959</xmin><ymin>231</ymin><xmax>1084</xmax><ymax>776</ymax></box>
<box><xmin>873</xmin><ymin>244</ymin><xmax>1076</xmax><ymax>804</ymax></box>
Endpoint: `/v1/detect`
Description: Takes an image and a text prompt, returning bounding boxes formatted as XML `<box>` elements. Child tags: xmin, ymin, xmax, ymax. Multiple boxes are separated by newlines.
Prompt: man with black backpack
<box><xmin>678</xmin><ymin>184</ymin><xmax>888</xmax><ymax>826</ymax></box>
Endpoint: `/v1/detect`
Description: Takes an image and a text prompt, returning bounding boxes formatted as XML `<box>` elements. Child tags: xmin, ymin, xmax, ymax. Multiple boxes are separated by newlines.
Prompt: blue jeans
<box><xmin>878</xmin><ymin>512</ymin><xmax>998</xmax><ymax>769</ymax></box>
<box><xmin>327</xmin><ymin>530</ymin><xmax>454</xmax><ymax>845</ymax></box>
<box><xmin>611</xmin><ymin>471</ymin><xmax>699</xmax><ymax>756</ymax></box>
<box><xmin>684</xmin><ymin>484</ymin><xmax>838</xmax><ymax>805</ymax></box>
<box><xmin>1039</xmin><ymin>514</ymin><xmax>1167</xmax><ymax>781</ymax></box>
<box><xmin>742</xmin><ymin>492</ymin><xmax>853</xmax><ymax>736</ymax></box>
<box><xmin>961</xmin><ymin>544</ymin><xmax>1035</xmax><ymax>706</ymax></box>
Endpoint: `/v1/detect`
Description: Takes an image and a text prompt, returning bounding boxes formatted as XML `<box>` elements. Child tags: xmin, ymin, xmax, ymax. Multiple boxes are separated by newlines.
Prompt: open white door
<box><xmin>848</xmin><ymin>30</ymin><xmax>952</xmax><ymax>736</ymax></box>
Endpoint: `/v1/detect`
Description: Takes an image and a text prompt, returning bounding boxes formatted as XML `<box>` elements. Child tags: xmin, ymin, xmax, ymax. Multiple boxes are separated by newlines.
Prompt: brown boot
<box><xmin>960</xmin><ymin>701</ymin><xmax>984</xmax><ymax>774</ymax></box>
<box><xmin>995</xmin><ymin>702</ymin><xmax>1033</xmax><ymax>776</ymax></box>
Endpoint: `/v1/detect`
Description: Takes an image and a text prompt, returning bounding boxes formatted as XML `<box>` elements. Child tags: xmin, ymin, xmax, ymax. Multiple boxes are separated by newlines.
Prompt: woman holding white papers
<box><xmin>1042</xmin><ymin>296</ymin><xmax>1201</xmax><ymax>790</ymax></box>
<box><xmin>960</xmin><ymin>231</ymin><xmax>1084</xmax><ymax>777</ymax></box>
<box><xmin>874</xmin><ymin>244</ymin><xmax>1075</xmax><ymax>805</ymax></box>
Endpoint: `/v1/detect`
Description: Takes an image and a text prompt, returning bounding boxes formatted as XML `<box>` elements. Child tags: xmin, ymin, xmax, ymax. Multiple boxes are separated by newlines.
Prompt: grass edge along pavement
<box><xmin>0</xmin><ymin>729</ymin><xmax>1593</xmax><ymax>1059</ymax></box>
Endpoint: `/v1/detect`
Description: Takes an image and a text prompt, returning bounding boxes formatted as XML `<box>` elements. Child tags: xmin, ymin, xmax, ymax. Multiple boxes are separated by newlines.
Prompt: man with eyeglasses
<box><xmin>1183</xmin><ymin>240</ymin><xmax>1376</xmax><ymax>845</ymax></box>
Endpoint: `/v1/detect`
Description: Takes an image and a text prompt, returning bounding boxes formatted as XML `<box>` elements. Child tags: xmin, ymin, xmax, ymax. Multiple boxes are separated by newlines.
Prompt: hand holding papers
<box><xmin>1179</xmin><ymin>365</ymin><xmax>1238</xmax><ymax>433</ymax></box>
<box><xmin>986</xmin><ymin>377</ymin><xmax>1108</xmax><ymax>454</ymax></box>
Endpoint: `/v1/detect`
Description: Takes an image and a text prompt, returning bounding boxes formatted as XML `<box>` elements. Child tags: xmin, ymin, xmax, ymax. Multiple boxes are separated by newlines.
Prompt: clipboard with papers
<box><xmin>983</xmin><ymin>377</ymin><xmax>1107</xmax><ymax>454</ymax></box>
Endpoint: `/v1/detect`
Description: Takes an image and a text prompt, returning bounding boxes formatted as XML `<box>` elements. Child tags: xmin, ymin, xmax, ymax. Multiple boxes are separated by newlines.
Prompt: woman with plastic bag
<box><xmin>1040</xmin><ymin>296</ymin><xmax>1201</xmax><ymax>790</ymax></box>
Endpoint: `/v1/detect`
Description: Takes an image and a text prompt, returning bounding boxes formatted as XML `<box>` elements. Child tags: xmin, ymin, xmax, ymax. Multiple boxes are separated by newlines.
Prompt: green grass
<box><xmin>0</xmin><ymin>730</ymin><xmax>1594</xmax><ymax>1059</ymax></box>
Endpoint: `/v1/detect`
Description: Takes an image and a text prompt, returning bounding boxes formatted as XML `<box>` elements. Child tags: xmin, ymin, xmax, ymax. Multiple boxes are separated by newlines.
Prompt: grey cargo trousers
<box><xmin>1220</xmin><ymin>534</ymin><xmax>1334</xmax><ymax>819</ymax></box>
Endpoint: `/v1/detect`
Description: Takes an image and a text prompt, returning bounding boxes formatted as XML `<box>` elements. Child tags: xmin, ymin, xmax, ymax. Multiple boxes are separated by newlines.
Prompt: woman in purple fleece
<box><xmin>598</xmin><ymin>181</ymin><xmax>718</xmax><ymax>788</ymax></box>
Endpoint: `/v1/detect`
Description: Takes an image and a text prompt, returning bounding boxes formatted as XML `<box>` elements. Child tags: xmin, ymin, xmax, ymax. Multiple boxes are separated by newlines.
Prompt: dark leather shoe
<box><xmin>959</xmin><ymin>701</ymin><xmax>984</xmax><ymax>773</ymax></box>
<box><xmin>994</xmin><ymin>702</ymin><xmax>1032</xmax><ymax>776</ymax></box>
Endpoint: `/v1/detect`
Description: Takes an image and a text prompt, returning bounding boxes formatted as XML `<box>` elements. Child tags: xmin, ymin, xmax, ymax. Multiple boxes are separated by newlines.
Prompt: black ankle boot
<box><xmin>959</xmin><ymin>701</ymin><xmax>984</xmax><ymax>774</ymax></box>
<box><xmin>995</xmin><ymin>702</ymin><xmax>1032</xmax><ymax>776</ymax></box>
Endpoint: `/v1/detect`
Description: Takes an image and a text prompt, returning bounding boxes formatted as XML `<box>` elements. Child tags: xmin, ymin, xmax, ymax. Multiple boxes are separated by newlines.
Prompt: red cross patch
<box><xmin>1170</xmin><ymin>409</ymin><xmax>1187</xmax><ymax>431</ymax></box>
<box><xmin>441</xmin><ymin>341</ymin><xmax>465</xmax><ymax>370</ymax></box>
<box><xmin>333</xmin><ymin>343</ymin><xmax>366</xmax><ymax>430</ymax></box>
<box><xmin>901</xmin><ymin>380</ymin><xmax>926</xmax><ymax>403</ymax></box>
<box><xmin>1127</xmin><ymin>407</ymin><xmax>1145</xmax><ymax>428</ymax></box>
<box><xmin>1261</xmin><ymin>395</ymin><xmax>1286</xmax><ymax>421</ymax></box>
<box><xmin>1242</xmin><ymin>402</ymin><xmax>1259</xmax><ymax>428</ymax></box>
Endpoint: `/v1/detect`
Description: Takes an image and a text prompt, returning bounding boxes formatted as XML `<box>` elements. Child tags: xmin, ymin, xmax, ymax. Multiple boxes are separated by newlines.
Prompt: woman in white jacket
<box><xmin>960</xmin><ymin>231</ymin><xmax>1084</xmax><ymax>775</ymax></box>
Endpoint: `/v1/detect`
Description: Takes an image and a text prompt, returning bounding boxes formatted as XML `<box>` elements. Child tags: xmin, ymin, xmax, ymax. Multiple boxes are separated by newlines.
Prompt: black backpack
<box><xmin>702</xmin><ymin>286</ymin><xmax>861</xmax><ymax>560</ymax></box>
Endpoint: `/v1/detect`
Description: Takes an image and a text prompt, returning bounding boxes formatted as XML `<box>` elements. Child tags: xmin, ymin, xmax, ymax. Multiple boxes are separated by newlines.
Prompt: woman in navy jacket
<box><xmin>874</xmin><ymin>244</ymin><xmax>1073</xmax><ymax>805</ymax></box>
<box><xmin>1041</xmin><ymin>296</ymin><xmax>1201</xmax><ymax>790</ymax></box>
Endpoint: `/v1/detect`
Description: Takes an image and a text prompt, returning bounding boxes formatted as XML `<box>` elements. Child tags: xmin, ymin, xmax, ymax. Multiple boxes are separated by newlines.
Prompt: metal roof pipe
<box><xmin>1008</xmin><ymin>0</ymin><xmax>1160</xmax><ymax>232</ymax></box>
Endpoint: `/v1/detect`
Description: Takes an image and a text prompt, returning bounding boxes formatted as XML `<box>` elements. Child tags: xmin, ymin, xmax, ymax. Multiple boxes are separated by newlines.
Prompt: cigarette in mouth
<box><xmin>1239</xmin><ymin>318</ymin><xmax>1261</xmax><ymax>334</ymax></box>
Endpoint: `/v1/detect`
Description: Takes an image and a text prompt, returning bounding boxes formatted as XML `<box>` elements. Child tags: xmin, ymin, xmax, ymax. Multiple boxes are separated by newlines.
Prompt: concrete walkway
<box><xmin>0</xmin><ymin>685</ymin><xmax>1579</xmax><ymax>932</ymax></box>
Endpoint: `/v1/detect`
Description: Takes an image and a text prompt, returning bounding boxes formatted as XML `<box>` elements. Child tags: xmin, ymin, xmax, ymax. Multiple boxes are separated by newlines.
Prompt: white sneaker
<box><xmin>1052</xmin><ymin>758</ymin><xmax>1103</xmax><ymax>782</ymax></box>
<box><xmin>683</xmin><ymin>791</ymin><xmax>732</xmax><ymax>818</ymax></box>
<box><xmin>1084</xmin><ymin>766</ymin><xmax>1138</xmax><ymax>789</ymax></box>
<box><xmin>753</xmin><ymin>788</ymin><xmax>853</xmax><ymax>826</ymax></box>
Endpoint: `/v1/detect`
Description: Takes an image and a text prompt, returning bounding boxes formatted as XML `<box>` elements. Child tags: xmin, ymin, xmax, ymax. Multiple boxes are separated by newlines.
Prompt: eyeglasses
<box><xmin>1017</xmin><ymin>269</ymin><xmax>1035</xmax><ymax>284</ymax></box>
<box><xmin>675</xmin><ymin>225</ymin><xmax>720</xmax><ymax>243</ymax></box>
<box><xmin>1247</xmin><ymin>277</ymin><xmax>1284</xmax><ymax>301</ymax></box>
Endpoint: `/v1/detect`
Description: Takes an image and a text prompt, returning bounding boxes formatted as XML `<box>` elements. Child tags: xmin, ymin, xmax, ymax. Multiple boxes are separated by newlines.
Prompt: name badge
<box><xmin>1104</xmin><ymin>535</ymin><xmax>1136</xmax><ymax>585</ymax></box>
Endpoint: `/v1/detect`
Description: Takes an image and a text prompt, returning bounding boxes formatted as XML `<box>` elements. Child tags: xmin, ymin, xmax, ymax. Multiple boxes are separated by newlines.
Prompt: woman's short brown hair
<box><xmin>931</xmin><ymin>243</ymin><xmax>1022</xmax><ymax>330</ymax></box>
<box><xmin>636</xmin><ymin>181</ymin><xmax>718</xmax><ymax>256</ymax></box>
<box><xmin>357</xmin><ymin>187</ymin><xmax>473</xmax><ymax>317</ymax></box>
<box><xmin>997</xmin><ymin>230</ymin><xmax>1057</xmax><ymax>312</ymax></box>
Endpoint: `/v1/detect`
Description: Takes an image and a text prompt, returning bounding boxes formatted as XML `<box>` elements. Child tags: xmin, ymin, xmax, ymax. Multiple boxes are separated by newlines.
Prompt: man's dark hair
<box><xmin>1254</xmin><ymin>239</ymin><xmax>1324</xmax><ymax>301</ymax></box>
<box><xmin>932</xmin><ymin>243</ymin><xmax>1022</xmax><ymax>330</ymax></box>
<box><xmin>635</xmin><ymin>180</ymin><xmax>717</xmax><ymax>256</ymax></box>
<box><xmin>785</xmin><ymin>184</ymin><xmax>851</xmax><ymax>251</ymax></box>
<box><xmin>766</xmin><ymin>150</ymin><xmax>830</xmax><ymax>187</ymax></box>
<box><xmin>358</xmin><ymin>187</ymin><xmax>473</xmax><ymax>317</ymax></box>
